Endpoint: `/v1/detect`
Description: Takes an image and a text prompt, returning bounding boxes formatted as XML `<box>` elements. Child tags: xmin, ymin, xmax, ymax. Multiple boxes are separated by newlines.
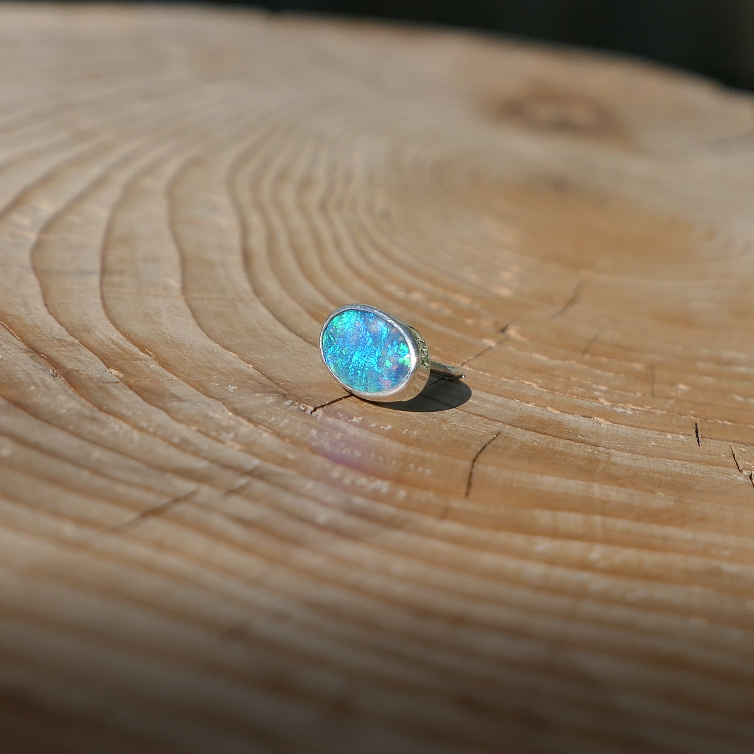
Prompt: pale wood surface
<box><xmin>1</xmin><ymin>4</ymin><xmax>754</xmax><ymax>753</ymax></box>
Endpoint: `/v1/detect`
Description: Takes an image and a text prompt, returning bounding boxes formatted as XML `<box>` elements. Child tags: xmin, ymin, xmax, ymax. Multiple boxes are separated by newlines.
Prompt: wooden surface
<box><xmin>1</xmin><ymin>4</ymin><xmax>754</xmax><ymax>753</ymax></box>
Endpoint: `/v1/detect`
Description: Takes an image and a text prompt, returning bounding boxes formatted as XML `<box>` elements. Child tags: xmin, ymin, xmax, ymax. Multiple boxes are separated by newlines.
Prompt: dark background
<box><xmin>225</xmin><ymin>0</ymin><xmax>754</xmax><ymax>91</ymax></box>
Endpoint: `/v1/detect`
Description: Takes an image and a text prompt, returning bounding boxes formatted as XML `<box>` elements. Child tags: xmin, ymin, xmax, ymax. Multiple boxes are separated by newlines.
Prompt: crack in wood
<box><xmin>731</xmin><ymin>445</ymin><xmax>744</xmax><ymax>474</ymax></box>
<box><xmin>110</xmin><ymin>488</ymin><xmax>199</xmax><ymax>534</ymax></box>
<box><xmin>309</xmin><ymin>394</ymin><xmax>351</xmax><ymax>414</ymax></box>
<box><xmin>219</xmin><ymin>464</ymin><xmax>264</xmax><ymax>499</ymax></box>
<box><xmin>694</xmin><ymin>422</ymin><xmax>701</xmax><ymax>447</ymax></box>
<box><xmin>551</xmin><ymin>281</ymin><xmax>584</xmax><ymax>319</ymax></box>
<box><xmin>728</xmin><ymin>446</ymin><xmax>754</xmax><ymax>492</ymax></box>
<box><xmin>466</xmin><ymin>431</ymin><xmax>501</xmax><ymax>498</ymax></box>
<box><xmin>581</xmin><ymin>328</ymin><xmax>601</xmax><ymax>355</ymax></box>
<box><xmin>461</xmin><ymin>327</ymin><xmax>510</xmax><ymax>368</ymax></box>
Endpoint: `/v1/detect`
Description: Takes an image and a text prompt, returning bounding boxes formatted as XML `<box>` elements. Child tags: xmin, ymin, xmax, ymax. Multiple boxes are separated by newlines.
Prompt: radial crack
<box><xmin>551</xmin><ymin>281</ymin><xmax>583</xmax><ymax>319</ymax></box>
<box><xmin>731</xmin><ymin>445</ymin><xmax>743</xmax><ymax>474</ymax></box>
<box><xmin>466</xmin><ymin>431</ymin><xmax>501</xmax><ymax>497</ymax></box>
<box><xmin>728</xmin><ymin>446</ymin><xmax>753</xmax><ymax>492</ymax></box>
<box><xmin>581</xmin><ymin>328</ymin><xmax>601</xmax><ymax>355</ymax></box>
<box><xmin>111</xmin><ymin>488</ymin><xmax>198</xmax><ymax>534</ymax></box>
<box><xmin>310</xmin><ymin>393</ymin><xmax>351</xmax><ymax>414</ymax></box>
<box><xmin>461</xmin><ymin>328</ymin><xmax>510</xmax><ymax>368</ymax></box>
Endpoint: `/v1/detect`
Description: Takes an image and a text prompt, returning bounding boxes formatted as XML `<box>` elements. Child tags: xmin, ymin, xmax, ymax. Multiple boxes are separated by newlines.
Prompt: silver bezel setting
<box><xmin>320</xmin><ymin>304</ymin><xmax>430</xmax><ymax>403</ymax></box>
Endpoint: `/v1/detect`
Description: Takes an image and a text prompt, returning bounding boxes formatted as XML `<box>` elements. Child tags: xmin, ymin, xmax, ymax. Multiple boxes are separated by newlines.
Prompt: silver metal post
<box><xmin>429</xmin><ymin>360</ymin><xmax>465</xmax><ymax>381</ymax></box>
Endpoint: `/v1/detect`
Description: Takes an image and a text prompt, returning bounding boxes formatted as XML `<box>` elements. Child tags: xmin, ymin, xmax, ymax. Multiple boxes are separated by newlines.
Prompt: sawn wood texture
<box><xmin>0</xmin><ymin>5</ymin><xmax>754</xmax><ymax>753</ymax></box>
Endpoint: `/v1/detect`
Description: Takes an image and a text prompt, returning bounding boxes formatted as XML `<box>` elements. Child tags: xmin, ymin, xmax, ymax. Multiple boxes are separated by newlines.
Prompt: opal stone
<box><xmin>321</xmin><ymin>308</ymin><xmax>413</xmax><ymax>394</ymax></box>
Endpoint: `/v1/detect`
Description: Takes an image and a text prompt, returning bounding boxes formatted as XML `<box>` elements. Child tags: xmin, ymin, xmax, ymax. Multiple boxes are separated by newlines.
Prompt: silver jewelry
<box><xmin>320</xmin><ymin>304</ymin><xmax>463</xmax><ymax>403</ymax></box>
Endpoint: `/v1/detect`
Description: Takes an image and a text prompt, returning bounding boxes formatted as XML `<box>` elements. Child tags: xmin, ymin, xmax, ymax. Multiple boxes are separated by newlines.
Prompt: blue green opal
<box><xmin>322</xmin><ymin>308</ymin><xmax>413</xmax><ymax>394</ymax></box>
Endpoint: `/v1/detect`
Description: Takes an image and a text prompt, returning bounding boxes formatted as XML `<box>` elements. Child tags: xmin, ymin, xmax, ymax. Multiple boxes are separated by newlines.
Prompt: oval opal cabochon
<box><xmin>321</xmin><ymin>308</ymin><xmax>413</xmax><ymax>395</ymax></box>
